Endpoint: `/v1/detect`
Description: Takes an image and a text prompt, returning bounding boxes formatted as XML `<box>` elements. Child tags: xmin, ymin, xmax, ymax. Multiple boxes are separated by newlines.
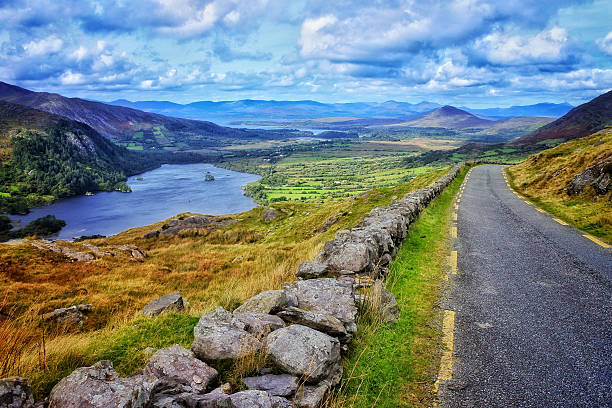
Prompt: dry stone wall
<box><xmin>1</xmin><ymin>164</ymin><xmax>463</xmax><ymax>408</ymax></box>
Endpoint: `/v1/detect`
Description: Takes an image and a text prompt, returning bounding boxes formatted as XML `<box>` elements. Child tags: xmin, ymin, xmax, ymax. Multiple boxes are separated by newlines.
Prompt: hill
<box><xmin>391</xmin><ymin>106</ymin><xmax>495</xmax><ymax>129</ymax></box>
<box><xmin>0</xmin><ymin>101</ymin><xmax>196</xmax><ymax>214</ymax></box>
<box><xmin>513</xmin><ymin>90</ymin><xmax>612</xmax><ymax>146</ymax></box>
<box><xmin>0</xmin><ymin>82</ymin><xmax>298</xmax><ymax>151</ymax></box>
<box><xmin>508</xmin><ymin>128</ymin><xmax>612</xmax><ymax>241</ymax></box>
<box><xmin>465</xmin><ymin>102</ymin><xmax>573</xmax><ymax>119</ymax></box>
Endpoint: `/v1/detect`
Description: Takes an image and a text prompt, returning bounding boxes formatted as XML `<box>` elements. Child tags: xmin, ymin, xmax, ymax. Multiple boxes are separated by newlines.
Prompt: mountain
<box><xmin>0</xmin><ymin>81</ymin><xmax>293</xmax><ymax>151</ymax></box>
<box><xmin>109</xmin><ymin>98</ymin><xmax>442</xmax><ymax>122</ymax></box>
<box><xmin>0</xmin><ymin>101</ymin><xmax>196</xmax><ymax>214</ymax></box>
<box><xmin>513</xmin><ymin>90</ymin><xmax>612</xmax><ymax>146</ymax></box>
<box><xmin>391</xmin><ymin>106</ymin><xmax>495</xmax><ymax>129</ymax></box>
<box><xmin>464</xmin><ymin>103</ymin><xmax>573</xmax><ymax>119</ymax></box>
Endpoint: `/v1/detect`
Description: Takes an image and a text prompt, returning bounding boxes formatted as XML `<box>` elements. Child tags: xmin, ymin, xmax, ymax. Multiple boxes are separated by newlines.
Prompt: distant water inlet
<box><xmin>11</xmin><ymin>163</ymin><xmax>260</xmax><ymax>241</ymax></box>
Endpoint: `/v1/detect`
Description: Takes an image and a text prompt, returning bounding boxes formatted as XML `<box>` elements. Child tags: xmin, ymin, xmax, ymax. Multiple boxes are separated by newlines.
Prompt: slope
<box><xmin>392</xmin><ymin>106</ymin><xmax>494</xmax><ymax>129</ymax></box>
<box><xmin>513</xmin><ymin>90</ymin><xmax>612</xmax><ymax>146</ymax></box>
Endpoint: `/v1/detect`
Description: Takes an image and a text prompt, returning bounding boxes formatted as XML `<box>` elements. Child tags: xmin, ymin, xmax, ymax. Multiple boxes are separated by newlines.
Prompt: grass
<box><xmin>0</xmin><ymin>167</ymin><xmax>449</xmax><ymax>399</ymax></box>
<box><xmin>507</xmin><ymin>129</ymin><xmax>612</xmax><ymax>242</ymax></box>
<box><xmin>333</xmin><ymin>166</ymin><xmax>467</xmax><ymax>407</ymax></box>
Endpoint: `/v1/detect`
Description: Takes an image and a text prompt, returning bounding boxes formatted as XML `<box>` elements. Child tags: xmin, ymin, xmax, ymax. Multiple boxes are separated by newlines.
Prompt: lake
<box><xmin>10</xmin><ymin>163</ymin><xmax>260</xmax><ymax>241</ymax></box>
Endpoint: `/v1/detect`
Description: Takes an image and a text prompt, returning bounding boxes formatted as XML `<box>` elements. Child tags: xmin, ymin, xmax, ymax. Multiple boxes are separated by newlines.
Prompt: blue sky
<box><xmin>1</xmin><ymin>0</ymin><xmax>611</xmax><ymax>107</ymax></box>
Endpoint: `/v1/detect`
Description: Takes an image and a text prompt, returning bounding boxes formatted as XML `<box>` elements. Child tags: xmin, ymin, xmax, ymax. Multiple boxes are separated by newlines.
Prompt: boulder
<box><xmin>277</xmin><ymin>307</ymin><xmax>347</xmax><ymax>338</ymax></box>
<box><xmin>265</xmin><ymin>325</ymin><xmax>341</xmax><ymax>383</ymax></box>
<box><xmin>149</xmin><ymin>390</ymin><xmax>232</xmax><ymax>408</ymax></box>
<box><xmin>567</xmin><ymin>157</ymin><xmax>612</xmax><ymax>195</ymax></box>
<box><xmin>241</xmin><ymin>374</ymin><xmax>299</xmax><ymax>397</ymax></box>
<box><xmin>48</xmin><ymin>361</ymin><xmax>152</xmax><ymax>408</ymax></box>
<box><xmin>0</xmin><ymin>377</ymin><xmax>34</xmax><ymax>408</ymax></box>
<box><xmin>192</xmin><ymin>307</ymin><xmax>262</xmax><ymax>361</ymax></box>
<box><xmin>112</xmin><ymin>244</ymin><xmax>148</xmax><ymax>259</ymax></box>
<box><xmin>232</xmin><ymin>313</ymin><xmax>285</xmax><ymax>337</ymax></box>
<box><xmin>229</xmin><ymin>390</ymin><xmax>274</xmax><ymax>408</ymax></box>
<box><xmin>234</xmin><ymin>290</ymin><xmax>290</xmax><ymax>314</ymax></box>
<box><xmin>284</xmin><ymin>278</ymin><xmax>357</xmax><ymax>331</ymax></box>
<box><xmin>270</xmin><ymin>396</ymin><xmax>293</xmax><ymax>408</ymax></box>
<box><xmin>144</xmin><ymin>345</ymin><xmax>218</xmax><ymax>394</ymax></box>
<box><xmin>372</xmin><ymin>280</ymin><xmax>400</xmax><ymax>323</ymax></box>
<box><xmin>296</xmin><ymin>262</ymin><xmax>329</xmax><ymax>280</ymax></box>
<box><xmin>42</xmin><ymin>304</ymin><xmax>93</xmax><ymax>327</ymax></box>
<box><xmin>294</xmin><ymin>382</ymin><xmax>330</xmax><ymax>408</ymax></box>
<box><xmin>262</xmin><ymin>208</ymin><xmax>282</xmax><ymax>222</ymax></box>
<box><xmin>142</xmin><ymin>293</ymin><xmax>184</xmax><ymax>317</ymax></box>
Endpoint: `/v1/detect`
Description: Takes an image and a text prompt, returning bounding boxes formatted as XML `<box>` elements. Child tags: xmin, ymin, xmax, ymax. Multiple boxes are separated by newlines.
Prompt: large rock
<box><xmin>142</xmin><ymin>293</ymin><xmax>184</xmax><ymax>317</ymax></box>
<box><xmin>284</xmin><ymin>278</ymin><xmax>357</xmax><ymax>331</ymax></box>
<box><xmin>42</xmin><ymin>304</ymin><xmax>93</xmax><ymax>327</ymax></box>
<box><xmin>262</xmin><ymin>208</ymin><xmax>282</xmax><ymax>222</ymax></box>
<box><xmin>567</xmin><ymin>157</ymin><xmax>612</xmax><ymax>195</ymax></box>
<box><xmin>372</xmin><ymin>280</ymin><xmax>400</xmax><ymax>323</ymax></box>
<box><xmin>149</xmin><ymin>390</ymin><xmax>232</xmax><ymax>408</ymax></box>
<box><xmin>265</xmin><ymin>325</ymin><xmax>341</xmax><ymax>383</ymax></box>
<box><xmin>0</xmin><ymin>377</ymin><xmax>34</xmax><ymax>408</ymax></box>
<box><xmin>192</xmin><ymin>307</ymin><xmax>262</xmax><ymax>361</ymax></box>
<box><xmin>48</xmin><ymin>361</ymin><xmax>152</xmax><ymax>408</ymax></box>
<box><xmin>232</xmin><ymin>313</ymin><xmax>285</xmax><ymax>337</ymax></box>
<box><xmin>144</xmin><ymin>345</ymin><xmax>218</xmax><ymax>394</ymax></box>
<box><xmin>296</xmin><ymin>262</ymin><xmax>329</xmax><ymax>280</ymax></box>
<box><xmin>234</xmin><ymin>290</ymin><xmax>290</xmax><ymax>314</ymax></box>
<box><xmin>277</xmin><ymin>307</ymin><xmax>347</xmax><ymax>337</ymax></box>
<box><xmin>294</xmin><ymin>383</ymin><xmax>330</xmax><ymax>408</ymax></box>
<box><xmin>229</xmin><ymin>390</ymin><xmax>274</xmax><ymax>408</ymax></box>
<box><xmin>241</xmin><ymin>374</ymin><xmax>299</xmax><ymax>397</ymax></box>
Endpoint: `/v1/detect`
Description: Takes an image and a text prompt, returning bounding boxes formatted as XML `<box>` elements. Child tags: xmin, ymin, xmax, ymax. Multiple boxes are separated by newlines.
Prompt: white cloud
<box><xmin>23</xmin><ymin>36</ymin><xmax>63</xmax><ymax>56</ymax></box>
<box><xmin>596</xmin><ymin>31</ymin><xmax>612</xmax><ymax>56</ymax></box>
<box><xmin>60</xmin><ymin>70</ymin><xmax>85</xmax><ymax>85</ymax></box>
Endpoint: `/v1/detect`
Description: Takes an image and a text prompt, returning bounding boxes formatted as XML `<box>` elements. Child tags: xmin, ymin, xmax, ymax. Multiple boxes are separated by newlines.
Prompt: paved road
<box><xmin>441</xmin><ymin>164</ymin><xmax>612</xmax><ymax>407</ymax></box>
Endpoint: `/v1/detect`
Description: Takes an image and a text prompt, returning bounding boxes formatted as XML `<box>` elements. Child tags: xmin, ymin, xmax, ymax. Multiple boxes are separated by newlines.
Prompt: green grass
<box><xmin>335</xmin><ymin>166</ymin><xmax>467</xmax><ymax>408</ymax></box>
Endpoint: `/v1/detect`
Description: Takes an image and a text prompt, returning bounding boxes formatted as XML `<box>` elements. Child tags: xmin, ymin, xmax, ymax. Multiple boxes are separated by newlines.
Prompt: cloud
<box><xmin>596</xmin><ymin>31</ymin><xmax>612</xmax><ymax>56</ymax></box>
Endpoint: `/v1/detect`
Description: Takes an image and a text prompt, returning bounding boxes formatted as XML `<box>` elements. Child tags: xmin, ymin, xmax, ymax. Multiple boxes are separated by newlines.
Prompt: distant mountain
<box><xmin>109</xmin><ymin>98</ymin><xmax>442</xmax><ymax>122</ymax></box>
<box><xmin>0</xmin><ymin>101</ymin><xmax>195</xmax><ymax>213</ymax></box>
<box><xmin>0</xmin><ymin>81</ymin><xmax>293</xmax><ymax>151</ymax></box>
<box><xmin>513</xmin><ymin>90</ymin><xmax>612</xmax><ymax>146</ymax></box>
<box><xmin>464</xmin><ymin>103</ymin><xmax>573</xmax><ymax>119</ymax></box>
<box><xmin>391</xmin><ymin>106</ymin><xmax>495</xmax><ymax>129</ymax></box>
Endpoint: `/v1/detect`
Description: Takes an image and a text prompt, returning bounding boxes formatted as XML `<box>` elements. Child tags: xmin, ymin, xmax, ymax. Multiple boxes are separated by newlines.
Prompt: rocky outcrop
<box><xmin>31</xmin><ymin>241</ymin><xmax>95</xmax><ymax>262</ymax></box>
<box><xmin>42</xmin><ymin>304</ymin><xmax>93</xmax><ymax>327</ymax></box>
<box><xmin>144</xmin><ymin>345</ymin><xmax>218</xmax><ymax>393</ymax></box>
<box><xmin>192</xmin><ymin>307</ymin><xmax>262</xmax><ymax>361</ymax></box>
<box><xmin>234</xmin><ymin>290</ymin><xmax>291</xmax><ymax>314</ymax></box>
<box><xmin>142</xmin><ymin>293</ymin><xmax>184</xmax><ymax>317</ymax></box>
<box><xmin>0</xmin><ymin>377</ymin><xmax>34</xmax><ymax>408</ymax></box>
<box><xmin>262</xmin><ymin>207</ymin><xmax>282</xmax><ymax>222</ymax></box>
<box><xmin>567</xmin><ymin>157</ymin><xmax>612</xmax><ymax>195</ymax></box>
<box><xmin>111</xmin><ymin>244</ymin><xmax>148</xmax><ymax>259</ymax></box>
<box><xmin>265</xmin><ymin>325</ymin><xmax>341</xmax><ymax>383</ymax></box>
<box><xmin>144</xmin><ymin>215</ymin><xmax>237</xmax><ymax>238</ymax></box>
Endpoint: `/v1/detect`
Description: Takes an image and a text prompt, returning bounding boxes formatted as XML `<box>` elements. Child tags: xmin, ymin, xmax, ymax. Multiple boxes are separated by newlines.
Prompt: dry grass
<box><xmin>0</xmin><ymin>168</ymin><xmax>447</xmax><ymax>398</ymax></box>
<box><xmin>507</xmin><ymin>128</ymin><xmax>612</xmax><ymax>242</ymax></box>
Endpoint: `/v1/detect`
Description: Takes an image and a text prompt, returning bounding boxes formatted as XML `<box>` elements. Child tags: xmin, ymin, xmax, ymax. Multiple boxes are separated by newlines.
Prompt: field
<box><xmin>507</xmin><ymin>128</ymin><xmax>612</xmax><ymax>242</ymax></box>
<box><xmin>0</xmin><ymin>163</ymin><xmax>448</xmax><ymax>398</ymax></box>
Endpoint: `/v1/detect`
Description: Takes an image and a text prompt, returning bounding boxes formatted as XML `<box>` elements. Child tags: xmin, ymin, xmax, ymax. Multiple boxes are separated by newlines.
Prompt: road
<box><xmin>440</xmin><ymin>164</ymin><xmax>612</xmax><ymax>407</ymax></box>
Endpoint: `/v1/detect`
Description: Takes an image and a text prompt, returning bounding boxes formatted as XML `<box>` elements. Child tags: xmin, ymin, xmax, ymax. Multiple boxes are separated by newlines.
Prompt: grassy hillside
<box><xmin>507</xmin><ymin>128</ymin><xmax>612</xmax><ymax>242</ymax></box>
<box><xmin>0</xmin><ymin>167</ymin><xmax>448</xmax><ymax>399</ymax></box>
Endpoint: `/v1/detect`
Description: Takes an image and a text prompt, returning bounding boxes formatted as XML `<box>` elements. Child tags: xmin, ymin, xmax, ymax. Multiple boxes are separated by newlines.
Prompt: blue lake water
<box><xmin>10</xmin><ymin>163</ymin><xmax>260</xmax><ymax>241</ymax></box>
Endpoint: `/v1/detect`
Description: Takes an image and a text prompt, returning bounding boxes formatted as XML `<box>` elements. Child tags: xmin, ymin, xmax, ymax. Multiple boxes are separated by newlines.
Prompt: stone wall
<box><xmin>1</xmin><ymin>164</ymin><xmax>463</xmax><ymax>408</ymax></box>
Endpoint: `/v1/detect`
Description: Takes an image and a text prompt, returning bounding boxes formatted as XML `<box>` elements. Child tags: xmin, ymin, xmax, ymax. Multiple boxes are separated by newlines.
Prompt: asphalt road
<box><xmin>441</xmin><ymin>164</ymin><xmax>612</xmax><ymax>407</ymax></box>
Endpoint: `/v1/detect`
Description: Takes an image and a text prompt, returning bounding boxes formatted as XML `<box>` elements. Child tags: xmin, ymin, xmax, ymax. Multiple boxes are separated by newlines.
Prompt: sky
<box><xmin>0</xmin><ymin>0</ymin><xmax>611</xmax><ymax>107</ymax></box>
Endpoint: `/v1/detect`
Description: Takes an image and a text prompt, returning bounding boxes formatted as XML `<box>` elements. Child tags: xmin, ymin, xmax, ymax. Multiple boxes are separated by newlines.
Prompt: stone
<box><xmin>0</xmin><ymin>377</ymin><xmax>34</xmax><ymax>408</ymax></box>
<box><xmin>31</xmin><ymin>241</ymin><xmax>95</xmax><ymax>262</ymax></box>
<box><xmin>192</xmin><ymin>307</ymin><xmax>262</xmax><ymax>361</ymax></box>
<box><xmin>319</xmin><ymin>213</ymin><xmax>342</xmax><ymax>233</ymax></box>
<box><xmin>151</xmin><ymin>216</ymin><xmax>237</xmax><ymax>238</ymax></box>
<box><xmin>232</xmin><ymin>313</ymin><xmax>285</xmax><ymax>337</ymax></box>
<box><xmin>294</xmin><ymin>383</ymin><xmax>330</xmax><ymax>408</ymax></box>
<box><xmin>142</xmin><ymin>293</ymin><xmax>184</xmax><ymax>317</ymax></box>
<box><xmin>144</xmin><ymin>345</ymin><xmax>218</xmax><ymax>394</ymax></box>
<box><xmin>371</xmin><ymin>280</ymin><xmax>400</xmax><ymax>323</ymax></box>
<box><xmin>277</xmin><ymin>307</ymin><xmax>347</xmax><ymax>338</ymax></box>
<box><xmin>265</xmin><ymin>325</ymin><xmax>341</xmax><ymax>383</ymax></box>
<box><xmin>42</xmin><ymin>304</ymin><xmax>93</xmax><ymax>327</ymax></box>
<box><xmin>112</xmin><ymin>245</ymin><xmax>148</xmax><ymax>259</ymax></box>
<box><xmin>262</xmin><ymin>207</ymin><xmax>282</xmax><ymax>222</ymax></box>
<box><xmin>567</xmin><ymin>157</ymin><xmax>612</xmax><ymax>195</ymax></box>
<box><xmin>150</xmin><ymin>390</ymin><xmax>232</xmax><ymax>408</ymax></box>
<box><xmin>81</xmin><ymin>243</ymin><xmax>113</xmax><ymax>257</ymax></box>
<box><xmin>48</xmin><ymin>361</ymin><xmax>152</xmax><ymax>408</ymax></box>
<box><xmin>284</xmin><ymin>278</ymin><xmax>357</xmax><ymax>331</ymax></box>
<box><xmin>241</xmin><ymin>374</ymin><xmax>299</xmax><ymax>397</ymax></box>
<box><xmin>229</xmin><ymin>390</ymin><xmax>274</xmax><ymax>408</ymax></box>
<box><xmin>271</xmin><ymin>396</ymin><xmax>293</xmax><ymax>408</ymax></box>
<box><xmin>296</xmin><ymin>262</ymin><xmax>329</xmax><ymax>279</ymax></box>
<box><xmin>234</xmin><ymin>290</ymin><xmax>289</xmax><ymax>314</ymax></box>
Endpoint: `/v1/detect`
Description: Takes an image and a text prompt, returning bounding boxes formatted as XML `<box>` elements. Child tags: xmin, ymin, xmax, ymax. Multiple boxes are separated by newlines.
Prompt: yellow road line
<box><xmin>450</xmin><ymin>250</ymin><xmax>458</xmax><ymax>274</ymax></box>
<box><xmin>434</xmin><ymin>310</ymin><xmax>456</xmax><ymax>393</ymax></box>
<box><xmin>450</xmin><ymin>226</ymin><xmax>457</xmax><ymax>238</ymax></box>
<box><xmin>553</xmin><ymin>218</ymin><xmax>569</xmax><ymax>226</ymax></box>
<box><xmin>583</xmin><ymin>234</ymin><xmax>612</xmax><ymax>248</ymax></box>
<box><xmin>536</xmin><ymin>208</ymin><xmax>546</xmax><ymax>213</ymax></box>
<box><xmin>452</xmin><ymin>212</ymin><xmax>457</xmax><ymax>221</ymax></box>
